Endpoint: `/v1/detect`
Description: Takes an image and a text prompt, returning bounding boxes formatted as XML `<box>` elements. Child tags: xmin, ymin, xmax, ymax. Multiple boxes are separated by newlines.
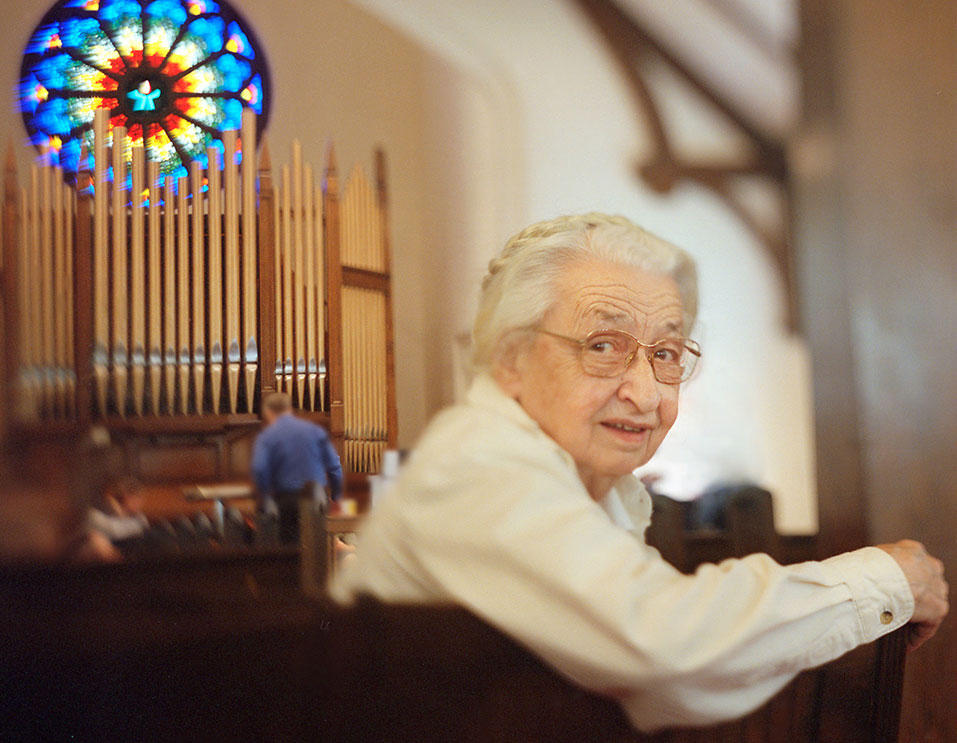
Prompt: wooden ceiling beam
<box><xmin>573</xmin><ymin>0</ymin><xmax>787</xmax><ymax>177</ymax></box>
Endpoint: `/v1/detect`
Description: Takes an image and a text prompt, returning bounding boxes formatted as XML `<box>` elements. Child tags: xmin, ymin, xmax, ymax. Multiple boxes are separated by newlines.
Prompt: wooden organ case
<box><xmin>1</xmin><ymin>108</ymin><xmax>397</xmax><ymax>487</ymax></box>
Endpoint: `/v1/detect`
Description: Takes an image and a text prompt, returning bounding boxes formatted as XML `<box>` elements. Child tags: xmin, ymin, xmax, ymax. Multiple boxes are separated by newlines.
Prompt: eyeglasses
<box><xmin>535</xmin><ymin>328</ymin><xmax>701</xmax><ymax>384</ymax></box>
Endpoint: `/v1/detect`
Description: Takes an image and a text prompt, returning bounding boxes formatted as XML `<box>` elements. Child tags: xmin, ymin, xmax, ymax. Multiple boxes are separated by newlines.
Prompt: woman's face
<box><xmin>498</xmin><ymin>260</ymin><xmax>684</xmax><ymax>499</ymax></box>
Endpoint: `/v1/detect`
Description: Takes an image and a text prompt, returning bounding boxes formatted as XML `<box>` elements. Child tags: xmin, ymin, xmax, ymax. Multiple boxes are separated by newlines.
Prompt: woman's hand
<box><xmin>876</xmin><ymin>540</ymin><xmax>949</xmax><ymax>650</ymax></box>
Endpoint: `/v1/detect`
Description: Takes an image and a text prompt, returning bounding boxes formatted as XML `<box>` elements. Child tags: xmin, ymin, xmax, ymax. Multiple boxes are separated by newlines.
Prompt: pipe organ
<box><xmin>339</xmin><ymin>162</ymin><xmax>396</xmax><ymax>475</ymax></box>
<box><xmin>1</xmin><ymin>109</ymin><xmax>397</xmax><ymax>476</ymax></box>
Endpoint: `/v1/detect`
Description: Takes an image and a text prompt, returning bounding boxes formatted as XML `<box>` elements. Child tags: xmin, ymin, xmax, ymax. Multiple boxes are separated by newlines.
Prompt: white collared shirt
<box><xmin>332</xmin><ymin>374</ymin><xmax>913</xmax><ymax>731</ymax></box>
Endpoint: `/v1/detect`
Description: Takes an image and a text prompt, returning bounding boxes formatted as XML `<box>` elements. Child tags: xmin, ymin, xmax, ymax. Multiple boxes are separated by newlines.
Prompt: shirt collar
<box><xmin>466</xmin><ymin>373</ymin><xmax>544</xmax><ymax>434</ymax></box>
<box><xmin>600</xmin><ymin>488</ymin><xmax>635</xmax><ymax>531</ymax></box>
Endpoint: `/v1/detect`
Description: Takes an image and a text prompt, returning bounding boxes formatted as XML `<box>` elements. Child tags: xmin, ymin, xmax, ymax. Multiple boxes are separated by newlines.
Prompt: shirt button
<box><xmin>880</xmin><ymin>611</ymin><xmax>894</xmax><ymax>625</ymax></box>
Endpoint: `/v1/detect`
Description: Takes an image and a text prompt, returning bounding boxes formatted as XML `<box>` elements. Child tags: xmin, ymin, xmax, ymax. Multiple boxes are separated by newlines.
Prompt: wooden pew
<box><xmin>646</xmin><ymin>488</ymin><xmax>906</xmax><ymax>742</ymax></box>
<box><xmin>0</xmin><ymin>486</ymin><xmax>906</xmax><ymax>742</ymax></box>
<box><xmin>0</xmin><ymin>558</ymin><xmax>904</xmax><ymax>743</ymax></box>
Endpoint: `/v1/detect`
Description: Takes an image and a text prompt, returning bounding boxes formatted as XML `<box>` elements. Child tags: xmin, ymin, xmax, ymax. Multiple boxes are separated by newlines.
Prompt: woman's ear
<box><xmin>490</xmin><ymin>333</ymin><xmax>527</xmax><ymax>398</ymax></box>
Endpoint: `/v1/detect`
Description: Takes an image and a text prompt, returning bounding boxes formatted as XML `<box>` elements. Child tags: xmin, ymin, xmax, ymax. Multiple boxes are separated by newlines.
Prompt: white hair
<box><xmin>472</xmin><ymin>213</ymin><xmax>698</xmax><ymax>370</ymax></box>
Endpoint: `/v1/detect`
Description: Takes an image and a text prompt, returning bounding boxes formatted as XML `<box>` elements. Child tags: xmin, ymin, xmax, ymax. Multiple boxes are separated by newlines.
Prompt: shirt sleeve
<box><xmin>386</xmin><ymin>460</ymin><xmax>914</xmax><ymax>731</ymax></box>
<box><xmin>319</xmin><ymin>430</ymin><xmax>343</xmax><ymax>501</ymax></box>
<box><xmin>250</xmin><ymin>433</ymin><xmax>271</xmax><ymax>496</ymax></box>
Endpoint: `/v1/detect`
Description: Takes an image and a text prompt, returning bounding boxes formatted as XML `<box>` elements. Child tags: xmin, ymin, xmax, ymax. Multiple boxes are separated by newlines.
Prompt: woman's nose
<box><xmin>617</xmin><ymin>354</ymin><xmax>661</xmax><ymax>411</ymax></box>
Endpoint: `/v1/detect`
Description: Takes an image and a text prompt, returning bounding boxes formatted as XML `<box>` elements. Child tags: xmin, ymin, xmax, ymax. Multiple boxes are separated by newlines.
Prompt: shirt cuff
<box><xmin>821</xmin><ymin>546</ymin><xmax>915</xmax><ymax>643</ymax></box>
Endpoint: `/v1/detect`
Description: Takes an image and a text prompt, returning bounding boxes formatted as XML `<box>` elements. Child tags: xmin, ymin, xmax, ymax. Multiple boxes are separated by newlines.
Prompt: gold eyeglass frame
<box><xmin>534</xmin><ymin>328</ymin><xmax>701</xmax><ymax>384</ymax></box>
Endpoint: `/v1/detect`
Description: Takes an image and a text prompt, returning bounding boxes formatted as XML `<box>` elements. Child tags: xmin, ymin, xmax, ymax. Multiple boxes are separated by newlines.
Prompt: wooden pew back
<box><xmin>0</xmin><ymin>482</ymin><xmax>905</xmax><ymax>741</ymax></box>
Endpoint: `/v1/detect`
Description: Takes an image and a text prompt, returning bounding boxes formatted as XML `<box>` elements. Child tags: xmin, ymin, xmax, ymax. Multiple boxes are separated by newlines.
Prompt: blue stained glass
<box><xmin>60</xmin><ymin>17</ymin><xmax>107</xmax><ymax>53</ymax></box>
<box><xmin>145</xmin><ymin>0</ymin><xmax>187</xmax><ymax>27</ymax></box>
<box><xmin>19</xmin><ymin>75</ymin><xmax>43</xmax><ymax>115</ymax></box>
<box><xmin>169</xmin><ymin>163</ymin><xmax>188</xmax><ymax>183</ymax></box>
<box><xmin>185</xmin><ymin>16</ymin><xmax>225</xmax><ymax>54</ymax></box>
<box><xmin>99</xmin><ymin>0</ymin><xmax>141</xmax><ymax>25</ymax></box>
<box><xmin>243</xmin><ymin>73</ymin><xmax>263</xmax><ymax>114</ymax></box>
<box><xmin>222</xmin><ymin>97</ymin><xmax>242</xmax><ymax>128</ymax></box>
<box><xmin>59</xmin><ymin>137</ymin><xmax>82</xmax><ymax>173</ymax></box>
<box><xmin>225</xmin><ymin>21</ymin><xmax>253</xmax><ymax>59</ymax></box>
<box><xmin>35</xmin><ymin>98</ymin><xmax>74</xmax><ymax>135</ymax></box>
<box><xmin>24</xmin><ymin>24</ymin><xmax>60</xmax><ymax>55</ymax></box>
<box><xmin>32</xmin><ymin>54</ymin><xmax>75</xmax><ymax>89</ymax></box>
<box><xmin>188</xmin><ymin>0</ymin><xmax>222</xmax><ymax>14</ymax></box>
<box><xmin>214</xmin><ymin>54</ymin><xmax>250</xmax><ymax>90</ymax></box>
<box><xmin>193</xmin><ymin>145</ymin><xmax>211</xmax><ymax>171</ymax></box>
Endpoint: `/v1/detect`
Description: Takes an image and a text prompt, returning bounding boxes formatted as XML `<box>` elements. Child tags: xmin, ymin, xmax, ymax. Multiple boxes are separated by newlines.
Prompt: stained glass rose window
<box><xmin>19</xmin><ymin>0</ymin><xmax>270</xmax><ymax>185</ymax></box>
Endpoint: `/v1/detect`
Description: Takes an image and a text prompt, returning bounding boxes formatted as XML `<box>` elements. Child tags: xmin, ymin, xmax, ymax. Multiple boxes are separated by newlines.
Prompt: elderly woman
<box><xmin>331</xmin><ymin>213</ymin><xmax>947</xmax><ymax>731</ymax></box>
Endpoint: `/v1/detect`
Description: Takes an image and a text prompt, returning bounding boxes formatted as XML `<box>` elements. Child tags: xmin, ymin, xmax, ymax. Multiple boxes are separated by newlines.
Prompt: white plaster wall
<box><xmin>354</xmin><ymin>0</ymin><xmax>818</xmax><ymax>533</ymax></box>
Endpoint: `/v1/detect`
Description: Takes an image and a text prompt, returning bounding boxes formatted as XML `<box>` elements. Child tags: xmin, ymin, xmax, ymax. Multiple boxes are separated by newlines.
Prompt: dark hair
<box><xmin>263</xmin><ymin>391</ymin><xmax>293</xmax><ymax>415</ymax></box>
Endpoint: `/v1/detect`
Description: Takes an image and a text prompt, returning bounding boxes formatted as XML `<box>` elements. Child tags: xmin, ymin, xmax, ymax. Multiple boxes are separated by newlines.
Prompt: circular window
<box><xmin>19</xmin><ymin>0</ymin><xmax>271</xmax><ymax>185</ymax></box>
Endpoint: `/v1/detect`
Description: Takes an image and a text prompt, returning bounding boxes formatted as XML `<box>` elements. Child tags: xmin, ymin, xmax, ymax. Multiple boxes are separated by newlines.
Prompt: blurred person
<box><xmin>0</xmin><ymin>426</ymin><xmax>121</xmax><ymax>564</ymax></box>
<box><xmin>332</xmin><ymin>213</ymin><xmax>948</xmax><ymax>731</ymax></box>
<box><xmin>86</xmin><ymin>476</ymin><xmax>148</xmax><ymax>548</ymax></box>
<box><xmin>252</xmin><ymin>392</ymin><xmax>343</xmax><ymax>544</ymax></box>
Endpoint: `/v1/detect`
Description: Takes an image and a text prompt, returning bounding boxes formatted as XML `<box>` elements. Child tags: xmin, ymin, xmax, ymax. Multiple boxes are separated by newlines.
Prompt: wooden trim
<box><xmin>257</xmin><ymin>140</ymin><xmax>276</xmax><ymax>399</ymax></box>
<box><xmin>323</xmin><ymin>146</ymin><xmax>345</xmax><ymax>446</ymax></box>
<box><xmin>99</xmin><ymin>413</ymin><xmax>263</xmax><ymax>434</ymax></box>
<box><xmin>73</xmin><ymin>163</ymin><xmax>94</xmax><ymax>424</ymax></box>
<box><xmin>870</xmin><ymin>630</ymin><xmax>906</xmax><ymax>743</ymax></box>
<box><xmin>376</xmin><ymin>149</ymin><xmax>398</xmax><ymax>449</ymax></box>
<box><xmin>2</xmin><ymin>144</ymin><xmax>19</xmax><ymax>426</ymax></box>
<box><xmin>341</xmin><ymin>266</ymin><xmax>389</xmax><ymax>292</ymax></box>
<box><xmin>793</xmin><ymin>0</ymin><xmax>868</xmax><ymax>556</ymax></box>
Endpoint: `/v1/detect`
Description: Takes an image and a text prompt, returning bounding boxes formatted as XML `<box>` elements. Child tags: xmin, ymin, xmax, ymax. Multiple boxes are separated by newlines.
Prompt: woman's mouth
<box><xmin>601</xmin><ymin>421</ymin><xmax>652</xmax><ymax>440</ymax></box>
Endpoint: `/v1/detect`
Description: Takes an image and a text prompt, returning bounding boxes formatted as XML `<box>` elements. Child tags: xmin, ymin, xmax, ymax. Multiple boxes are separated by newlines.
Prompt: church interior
<box><xmin>0</xmin><ymin>0</ymin><xmax>953</xmax><ymax>740</ymax></box>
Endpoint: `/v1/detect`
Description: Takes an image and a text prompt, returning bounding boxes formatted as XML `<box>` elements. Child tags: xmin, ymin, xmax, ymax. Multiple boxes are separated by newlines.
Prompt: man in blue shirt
<box><xmin>252</xmin><ymin>392</ymin><xmax>343</xmax><ymax>544</ymax></box>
